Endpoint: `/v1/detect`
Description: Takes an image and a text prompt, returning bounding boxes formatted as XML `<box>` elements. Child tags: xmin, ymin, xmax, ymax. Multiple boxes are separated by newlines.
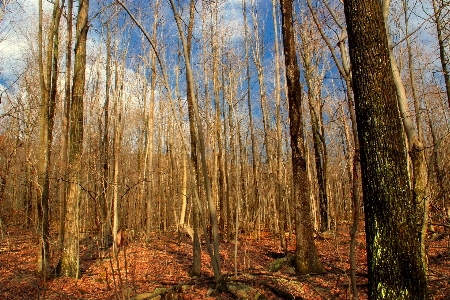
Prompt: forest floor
<box><xmin>0</xmin><ymin>221</ymin><xmax>449</xmax><ymax>299</ymax></box>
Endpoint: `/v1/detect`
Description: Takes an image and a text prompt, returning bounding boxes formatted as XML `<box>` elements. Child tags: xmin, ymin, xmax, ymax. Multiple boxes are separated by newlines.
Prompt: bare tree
<box><xmin>343</xmin><ymin>0</ymin><xmax>428</xmax><ymax>297</ymax></box>
<box><xmin>60</xmin><ymin>0</ymin><xmax>90</xmax><ymax>278</ymax></box>
<box><xmin>37</xmin><ymin>0</ymin><xmax>63</xmax><ymax>277</ymax></box>
<box><xmin>280</xmin><ymin>0</ymin><xmax>325</xmax><ymax>275</ymax></box>
<box><xmin>382</xmin><ymin>0</ymin><xmax>428</xmax><ymax>266</ymax></box>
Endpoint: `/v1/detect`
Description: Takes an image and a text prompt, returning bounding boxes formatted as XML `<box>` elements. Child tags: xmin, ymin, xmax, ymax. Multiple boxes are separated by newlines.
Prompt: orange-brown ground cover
<box><xmin>0</xmin><ymin>222</ymin><xmax>448</xmax><ymax>299</ymax></box>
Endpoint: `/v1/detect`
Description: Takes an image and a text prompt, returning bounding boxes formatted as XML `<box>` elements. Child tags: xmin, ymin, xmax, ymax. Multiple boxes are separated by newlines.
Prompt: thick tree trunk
<box><xmin>343</xmin><ymin>0</ymin><xmax>428</xmax><ymax>298</ymax></box>
<box><xmin>280</xmin><ymin>0</ymin><xmax>325</xmax><ymax>275</ymax></box>
<box><xmin>61</xmin><ymin>0</ymin><xmax>89</xmax><ymax>278</ymax></box>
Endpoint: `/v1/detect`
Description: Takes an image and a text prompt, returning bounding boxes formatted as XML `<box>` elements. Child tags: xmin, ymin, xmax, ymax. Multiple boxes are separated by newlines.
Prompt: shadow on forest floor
<box><xmin>0</xmin><ymin>222</ymin><xmax>449</xmax><ymax>299</ymax></box>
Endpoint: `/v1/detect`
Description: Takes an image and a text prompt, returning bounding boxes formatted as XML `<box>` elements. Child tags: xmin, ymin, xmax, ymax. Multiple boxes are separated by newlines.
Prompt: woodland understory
<box><xmin>0</xmin><ymin>222</ymin><xmax>449</xmax><ymax>299</ymax></box>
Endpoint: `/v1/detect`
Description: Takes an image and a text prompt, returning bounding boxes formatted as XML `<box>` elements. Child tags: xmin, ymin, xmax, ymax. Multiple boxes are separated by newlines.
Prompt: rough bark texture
<box><xmin>61</xmin><ymin>0</ymin><xmax>89</xmax><ymax>278</ymax></box>
<box><xmin>280</xmin><ymin>0</ymin><xmax>325</xmax><ymax>275</ymax></box>
<box><xmin>343</xmin><ymin>0</ymin><xmax>428</xmax><ymax>298</ymax></box>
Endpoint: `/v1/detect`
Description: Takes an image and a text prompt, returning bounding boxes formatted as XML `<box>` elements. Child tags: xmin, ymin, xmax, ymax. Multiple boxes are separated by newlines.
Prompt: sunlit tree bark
<box><xmin>382</xmin><ymin>0</ymin><xmax>428</xmax><ymax>267</ymax></box>
<box><xmin>343</xmin><ymin>0</ymin><xmax>428</xmax><ymax>297</ymax></box>
<box><xmin>61</xmin><ymin>0</ymin><xmax>89</xmax><ymax>278</ymax></box>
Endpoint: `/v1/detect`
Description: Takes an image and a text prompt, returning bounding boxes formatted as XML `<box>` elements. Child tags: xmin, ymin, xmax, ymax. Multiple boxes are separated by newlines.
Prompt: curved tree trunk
<box><xmin>382</xmin><ymin>0</ymin><xmax>429</xmax><ymax>268</ymax></box>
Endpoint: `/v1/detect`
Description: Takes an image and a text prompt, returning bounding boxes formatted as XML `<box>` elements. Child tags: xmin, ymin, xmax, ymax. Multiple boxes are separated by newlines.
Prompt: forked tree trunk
<box><xmin>297</xmin><ymin>22</ymin><xmax>329</xmax><ymax>233</ymax></box>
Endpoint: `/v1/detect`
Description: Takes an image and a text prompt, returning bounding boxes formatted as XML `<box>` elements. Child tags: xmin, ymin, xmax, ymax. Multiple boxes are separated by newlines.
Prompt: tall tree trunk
<box><xmin>61</xmin><ymin>0</ymin><xmax>89</xmax><ymax>278</ymax></box>
<box><xmin>211</xmin><ymin>2</ymin><xmax>225</xmax><ymax>236</ymax></box>
<box><xmin>145</xmin><ymin>0</ymin><xmax>159</xmax><ymax>241</ymax></box>
<box><xmin>271</xmin><ymin>0</ymin><xmax>287</xmax><ymax>252</ymax></box>
<box><xmin>382</xmin><ymin>0</ymin><xmax>428</xmax><ymax>268</ymax></box>
<box><xmin>280</xmin><ymin>0</ymin><xmax>325</xmax><ymax>275</ymax></box>
<box><xmin>59</xmin><ymin>0</ymin><xmax>73</xmax><ymax>252</ymax></box>
<box><xmin>183</xmin><ymin>0</ymin><xmax>201</xmax><ymax>276</ymax></box>
<box><xmin>37</xmin><ymin>0</ymin><xmax>62</xmax><ymax>277</ymax></box>
<box><xmin>432</xmin><ymin>0</ymin><xmax>450</xmax><ymax>109</ymax></box>
<box><xmin>99</xmin><ymin>22</ymin><xmax>111</xmax><ymax>249</ymax></box>
<box><xmin>169</xmin><ymin>0</ymin><xmax>222</xmax><ymax>284</ymax></box>
<box><xmin>242</xmin><ymin>0</ymin><xmax>259</xmax><ymax>237</ymax></box>
<box><xmin>343</xmin><ymin>0</ymin><xmax>428</xmax><ymax>297</ymax></box>
<box><xmin>297</xmin><ymin>22</ymin><xmax>329</xmax><ymax>233</ymax></box>
<box><xmin>112</xmin><ymin>69</ymin><xmax>123</xmax><ymax>256</ymax></box>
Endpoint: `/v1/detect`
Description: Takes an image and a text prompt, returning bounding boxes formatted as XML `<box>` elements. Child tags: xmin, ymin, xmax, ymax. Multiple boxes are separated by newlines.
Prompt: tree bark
<box><xmin>343</xmin><ymin>0</ymin><xmax>428</xmax><ymax>297</ymax></box>
<box><xmin>61</xmin><ymin>0</ymin><xmax>89</xmax><ymax>278</ymax></box>
<box><xmin>37</xmin><ymin>0</ymin><xmax>62</xmax><ymax>277</ymax></box>
<box><xmin>280</xmin><ymin>0</ymin><xmax>325</xmax><ymax>275</ymax></box>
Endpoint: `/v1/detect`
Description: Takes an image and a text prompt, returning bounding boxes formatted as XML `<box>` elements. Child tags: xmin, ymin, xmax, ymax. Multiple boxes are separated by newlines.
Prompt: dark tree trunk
<box><xmin>343</xmin><ymin>0</ymin><xmax>428</xmax><ymax>298</ymax></box>
<box><xmin>37</xmin><ymin>0</ymin><xmax>62</xmax><ymax>277</ymax></box>
<box><xmin>99</xmin><ymin>22</ymin><xmax>111</xmax><ymax>250</ymax></box>
<box><xmin>280</xmin><ymin>0</ymin><xmax>325</xmax><ymax>275</ymax></box>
